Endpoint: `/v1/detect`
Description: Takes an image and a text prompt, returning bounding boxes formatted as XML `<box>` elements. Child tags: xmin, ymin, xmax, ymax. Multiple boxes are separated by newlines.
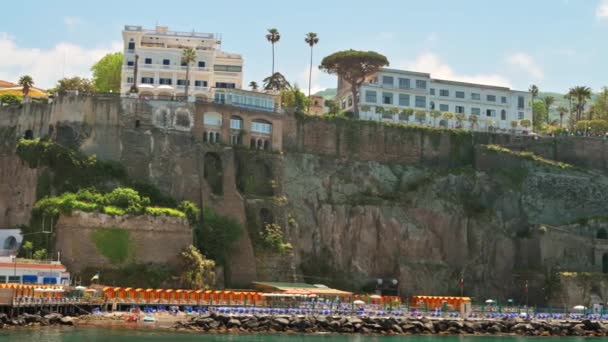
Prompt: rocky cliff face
<box><xmin>281</xmin><ymin>149</ymin><xmax>608</xmax><ymax>301</ymax></box>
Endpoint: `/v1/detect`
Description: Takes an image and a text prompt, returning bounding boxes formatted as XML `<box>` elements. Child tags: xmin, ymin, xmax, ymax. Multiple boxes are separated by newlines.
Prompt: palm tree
<box><xmin>249</xmin><ymin>81</ymin><xmax>259</xmax><ymax>91</ymax></box>
<box><xmin>543</xmin><ymin>96</ymin><xmax>555</xmax><ymax>112</ymax></box>
<box><xmin>181</xmin><ymin>48</ymin><xmax>197</xmax><ymax>100</ymax></box>
<box><xmin>304</xmin><ymin>32</ymin><xmax>319</xmax><ymax>102</ymax></box>
<box><xmin>556</xmin><ymin>106</ymin><xmax>568</xmax><ymax>128</ymax></box>
<box><xmin>529</xmin><ymin>84</ymin><xmax>539</xmax><ymax>106</ymax></box>
<box><xmin>568</xmin><ymin>86</ymin><xmax>593</xmax><ymax>121</ymax></box>
<box><xmin>266</xmin><ymin>28</ymin><xmax>281</xmax><ymax>75</ymax></box>
<box><xmin>263</xmin><ymin>72</ymin><xmax>291</xmax><ymax>91</ymax></box>
<box><xmin>18</xmin><ymin>75</ymin><xmax>34</xmax><ymax>97</ymax></box>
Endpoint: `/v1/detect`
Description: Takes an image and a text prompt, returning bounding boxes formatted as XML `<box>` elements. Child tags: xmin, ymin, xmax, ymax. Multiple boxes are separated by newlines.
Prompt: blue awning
<box><xmin>22</xmin><ymin>275</ymin><xmax>37</xmax><ymax>284</ymax></box>
<box><xmin>43</xmin><ymin>277</ymin><xmax>57</xmax><ymax>285</ymax></box>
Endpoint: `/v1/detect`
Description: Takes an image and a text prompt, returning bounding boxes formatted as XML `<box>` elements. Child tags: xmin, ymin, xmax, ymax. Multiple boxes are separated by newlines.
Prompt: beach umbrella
<box><xmin>75</xmin><ymin>286</ymin><xmax>87</xmax><ymax>291</ymax></box>
<box><xmin>573</xmin><ymin>305</ymin><xmax>587</xmax><ymax>310</ymax></box>
<box><xmin>369</xmin><ymin>295</ymin><xmax>382</xmax><ymax>299</ymax></box>
<box><xmin>485</xmin><ymin>299</ymin><xmax>495</xmax><ymax>304</ymax></box>
<box><xmin>85</xmin><ymin>289</ymin><xmax>97</xmax><ymax>293</ymax></box>
<box><xmin>353</xmin><ymin>300</ymin><xmax>365</xmax><ymax>305</ymax></box>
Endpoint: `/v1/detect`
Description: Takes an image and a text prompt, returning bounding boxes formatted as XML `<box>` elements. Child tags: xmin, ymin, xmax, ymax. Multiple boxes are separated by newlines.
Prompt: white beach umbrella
<box><xmin>573</xmin><ymin>305</ymin><xmax>587</xmax><ymax>310</ymax></box>
<box><xmin>353</xmin><ymin>300</ymin><xmax>365</xmax><ymax>305</ymax></box>
<box><xmin>485</xmin><ymin>299</ymin><xmax>496</xmax><ymax>304</ymax></box>
<box><xmin>75</xmin><ymin>286</ymin><xmax>87</xmax><ymax>290</ymax></box>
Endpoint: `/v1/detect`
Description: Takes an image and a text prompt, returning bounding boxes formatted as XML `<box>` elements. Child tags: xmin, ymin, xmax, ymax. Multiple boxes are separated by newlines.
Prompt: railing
<box><xmin>124</xmin><ymin>25</ymin><xmax>214</xmax><ymax>39</ymax></box>
<box><xmin>216</xmin><ymin>52</ymin><xmax>242</xmax><ymax>59</ymax></box>
<box><xmin>141</xmin><ymin>42</ymin><xmax>165</xmax><ymax>48</ymax></box>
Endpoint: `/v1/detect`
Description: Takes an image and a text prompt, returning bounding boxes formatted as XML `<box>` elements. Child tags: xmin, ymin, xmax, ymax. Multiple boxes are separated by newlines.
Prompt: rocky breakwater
<box><xmin>174</xmin><ymin>313</ymin><xmax>608</xmax><ymax>337</ymax></box>
<box><xmin>0</xmin><ymin>312</ymin><xmax>77</xmax><ymax>329</ymax></box>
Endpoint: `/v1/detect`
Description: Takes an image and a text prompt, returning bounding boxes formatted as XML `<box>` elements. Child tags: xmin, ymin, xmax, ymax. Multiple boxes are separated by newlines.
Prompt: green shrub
<box><xmin>144</xmin><ymin>207</ymin><xmax>185</xmax><ymax>218</ymax></box>
<box><xmin>0</xmin><ymin>94</ymin><xmax>22</xmax><ymax>106</ymax></box>
<box><xmin>91</xmin><ymin>227</ymin><xmax>132</xmax><ymax>264</ymax></box>
<box><xmin>102</xmin><ymin>206</ymin><xmax>126</xmax><ymax>216</ymax></box>
<box><xmin>259</xmin><ymin>223</ymin><xmax>292</xmax><ymax>253</ymax></box>
<box><xmin>103</xmin><ymin>187</ymin><xmax>150</xmax><ymax>213</ymax></box>
<box><xmin>196</xmin><ymin>207</ymin><xmax>242</xmax><ymax>265</ymax></box>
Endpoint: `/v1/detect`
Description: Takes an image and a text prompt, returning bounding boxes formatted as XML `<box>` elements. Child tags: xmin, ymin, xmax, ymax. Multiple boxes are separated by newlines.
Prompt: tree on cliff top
<box><xmin>18</xmin><ymin>75</ymin><xmax>34</xmax><ymax>97</ymax></box>
<box><xmin>91</xmin><ymin>52</ymin><xmax>123</xmax><ymax>93</ymax></box>
<box><xmin>263</xmin><ymin>72</ymin><xmax>291</xmax><ymax>91</ymax></box>
<box><xmin>319</xmin><ymin>50</ymin><xmax>389</xmax><ymax>117</ymax></box>
<box><xmin>49</xmin><ymin>77</ymin><xmax>96</xmax><ymax>94</ymax></box>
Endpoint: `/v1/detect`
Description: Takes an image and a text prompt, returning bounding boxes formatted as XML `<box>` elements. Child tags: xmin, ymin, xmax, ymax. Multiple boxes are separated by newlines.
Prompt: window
<box><xmin>7</xmin><ymin>276</ymin><xmax>20</xmax><ymax>284</ymax></box>
<box><xmin>365</xmin><ymin>90</ymin><xmax>377</xmax><ymax>103</ymax></box>
<box><xmin>398</xmin><ymin>94</ymin><xmax>410</xmax><ymax>106</ymax></box>
<box><xmin>144</xmin><ymin>58</ymin><xmax>152</xmax><ymax>64</ymax></box>
<box><xmin>159</xmin><ymin>78</ymin><xmax>172</xmax><ymax>85</ymax></box>
<box><xmin>471</xmin><ymin>93</ymin><xmax>481</xmax><ymax>100</ymax></box>
<box><xmin>430</xmin><ymin>88</ymin><xmax>435</xmax><ymax>95</ymax></box>
<box><xmin>382</xmin><ymin>76</ymin><xmax>394</xmax><ymax>86</ymax></box>
<box><xmin>214</xmin><ymin>65</ymin><xmax>243</xmax><ymax>72</ymax></box>
<box><xmin>471</xmin><ymin>107</ymin><xmax>481</xmax><ymax>115</ymax></box>
<box><xmin>456</xmin><ymin>91</ymin><xmax>465</xmax><ymax>99</ymax></box>
<box><xmin>398</xmin><ymin>78</ymin><xmax>410</xmax><ymax>89</ymax></box>
<box><xmin>177</xmin><ymin>79</ymin><xmax>187</xmax><ymax>86</ymax></box>
<box><xmin>430</xmin><ymin>101</ymin><xmax>435</xmax><ymax>110</ymax></box>
<box><xmin>415</xmin><ymin>80</ymin><xmax>427</xmax><ymax>89</ymax></box>
<box><xmin>194</xmin><ymin>80</ymin><xmax>208</xmax><ymax>87</ymax></box>
<box><xmin>415</xmin><ymin>96</ymin><xmax>426</xmax><ymax>108</ymax></box>
<box><xmin>382</xmin><ymin>92</ymin><xmax>393</xmax><ymax>105</ymax></box>
<box><xmin>127</xmin><ymin>77</ymin><xmax>134</xmax><ymax>83</ymax></box>
<box><xmin>127</xmin><ymin>60</ymin><xmax>134</xmax><ymax>66</ymax></box>
<box><xmin>439</xmin><ymin>104</ymin><xmax>449</xmax><ymax>111</ymax></box>
<box><xmin>501</xmin><ymin>109</ymin><xmax>507</xmax><ymax>120</ymax></box>
<box><xmin>439</xmin><ymin>89</ymin><xmax>449</xmax><ymax>97</ymax></box>
<box><xmin>128</xmin><ymin>42</ymin><xmax>135</xmax><ymax>50</ymax></box>
<box><xmin>198</xmin><ymin>61</ymin><xmax>206</xmax><ymax>68</ymax></box>
<box><xmin>230</xmin><ymin>118</ymin><xmax>243</xmax><ymax>130</ymax></box>
<box><xmin>518</xmin><ymin>96</ymin><xmax>525</xmax><ymax>109</ymax></box>
<box><xmin>518</xmin><ymin>111</ymin><xmax>524</xmax><ymax>119</ymax></box>
<box><xmin>141</xmin><ymin>77</ymin><xmax>154</xmax><ymax>84</ymax></box>
<box><xmin>163</xmin><ymin>59</ymin><xmax>170</xmax><ymax>65</ymax></box>
<box><xmin>486</xmin><ymin>109</ymin><xmax>496</xmax><ymax>117</ymax></box>
<box><xmin>251</xmin><ymin>121</ymin><xmax>272</xmax><ymax>134</ymax></box>
<box><xmin>487</xmin><ymin>95</ymin><xmax>496</xmax><ymax>102</ymax></box>
<box><xmin>215</xmin><ymin>82</ymin><xmax>236</xmax><ymax>88</ymax></box>
<box><xmin>501</xmin><ymin>96</ymin><xmax>507</xmax><ymax>104</ymax></box>
<box><xmin>455</xmin><ymin>105</ymin><xmax>465</xmax><ymax>114</ymax></box>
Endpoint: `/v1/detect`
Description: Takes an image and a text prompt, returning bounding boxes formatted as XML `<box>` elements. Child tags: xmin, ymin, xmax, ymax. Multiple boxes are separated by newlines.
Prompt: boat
<box><xmin>143</xmin><ymin>315</ymin><xmax>156</xmax><ymax>323</ymax></box>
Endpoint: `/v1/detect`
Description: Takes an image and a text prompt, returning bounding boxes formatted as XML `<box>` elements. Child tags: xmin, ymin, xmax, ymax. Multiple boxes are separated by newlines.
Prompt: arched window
<box><xmin>430</xmin><ymin>101</ymin><xmax>435</xmax><ymax>110</ymax></box>
<box><xmin>257</xmin><ymin>139</ymin><xmax>263</xmax><ymax>149</ymax></box>
<box><xmin>215</xmin><ymin>132</ymin><xmax>220</xmax><ymax>144</ymax></box>
<box><xmin>501</xmin><ymin>110</ymin><xmax>507</xmax><ymax>121</ymax></box>
<box><xmin>250</xmin><ymin>138</ymin><xmax>256</xmax><ymax>148</ymax></box>
<box><xmin>203</xmin><ymin>132</ymin><xmax>208</xmax><ymax>143</ymax></box>
<box><xmin>3</xmin><ymin>236</ymin><xmax>17</xmax><ymax>250</ymax></box>
<box><xmin>263</xmin><ymin>140</ymin><xmax>270</xmax><ymax>150</ymax></box>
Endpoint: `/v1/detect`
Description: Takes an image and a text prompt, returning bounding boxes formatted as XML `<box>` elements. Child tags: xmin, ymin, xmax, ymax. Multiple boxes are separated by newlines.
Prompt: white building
<box><xmin>0</xmin><ymin>256</ymin><xmax>70</xmax><ymax>285</ymax></box>
<box><xmin>121</xmin><ymin>25</ymin><xmax>244</xmax><ymax>101</ymax></box>
<box><xmin>336</xmin><ymin>68</ymin><xmax>532</xmax><ymax>132</ymax></box>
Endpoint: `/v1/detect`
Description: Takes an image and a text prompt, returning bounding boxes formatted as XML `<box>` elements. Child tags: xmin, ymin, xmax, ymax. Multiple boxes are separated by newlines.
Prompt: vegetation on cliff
<box><xmin>483</xmin><ymin>144</ymin><xmax>573</xmax><ymax>169</ymax></box>
<box><xmin>91</xmin><ymin>227</ymin><xmax>133</xmax><ymax>264</ymax></box>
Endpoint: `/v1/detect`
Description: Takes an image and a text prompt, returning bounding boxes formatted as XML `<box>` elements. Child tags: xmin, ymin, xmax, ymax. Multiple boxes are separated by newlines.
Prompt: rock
<box><xmin>583</xmin><ymin>319</ymin><xmax>601</xmax><ymax>331</ymax></box>
<box><xmin>274</xmin><ymin>317</ymin><xmax>290</xmax><ymax>326</ymax></box>
<box><xmin>328</xmin><ymin>320</ymin><xmax>341</xmax><ymax>331</ymax></box>
<box><xmin>227</xmin><ymin>318</ymin><xmax>241</xmax><ymax>328</ymax></box>
<box><xmin>447</xmin><ymin>327</ymin><xmax>462</xmax><ymax>334</ymax></box>
<box><xmin>487</xmin><ymin>325</ymin><xmax>502</xmax><ymax>334</ymax></box>
<box><xmin>44</xmin><ymin>313</ymin><xmax>63</xmax><ymax>324</ymax></box>
<box><xmin>347</xmin><ymin>317</ymin><xmax>363</xmax><ymax>325</ymax></box>
<box><xmin>511</xmin><ymin>323</ymin><xmax>533</xmax><ymax>333</ymax></box>
<box><xmin>0</xmin><ymin>314</ymin><xmax>8</xmax><ymax>324</ymax></box>
<box><xmin>22</xmin><ymin>313</ymin><xmax>42</xmax><ymax>324</ymax></box>
<box><xmin>59</xmin><ymin>316</ymin><xmax>75</xmax><ymax>326</ymax></box>
<box><xmin>392</xmin><ymin>324</ymin><xmax>404</xmax><ymax>334</ymax></box>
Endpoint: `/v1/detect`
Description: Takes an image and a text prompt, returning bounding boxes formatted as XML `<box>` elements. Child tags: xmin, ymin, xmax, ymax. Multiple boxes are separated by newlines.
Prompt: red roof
<box><xmin>0</xmin><ymin>80</ymin><xmax>18</xmax><ymax>88</ymax></box>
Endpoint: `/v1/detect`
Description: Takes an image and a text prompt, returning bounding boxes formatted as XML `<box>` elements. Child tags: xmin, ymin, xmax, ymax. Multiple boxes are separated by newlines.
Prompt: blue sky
<box><xmin>1</xmin><ymin>0</ymin><xmax>608</xmax><ymax>93</ymax></box>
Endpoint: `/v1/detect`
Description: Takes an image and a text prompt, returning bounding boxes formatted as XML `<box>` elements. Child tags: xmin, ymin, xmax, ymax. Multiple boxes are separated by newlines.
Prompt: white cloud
<box><xmin>597</xmin><ymin>0</ymin><xmax>608</xmax><ymax>19</ymax></box>
<box><xmin>399</xmin><ymin>52</ymin><xmax>512</xmax><ymax>87</ymax></box>
<box><xmin>296</xmin><ymin>64</ymin><xmax>325</xmax><ymax>95</ymax></box>
<box><xmin>63</xmin><ymin>16</ymin><xmax>82</xmax><ymax>26</ymax></box>
<box><xmin>506</xmin><ymin>52</ymin><xmax>544</xmax><ymax>80</ymax></box>
<box><xmin>0</xmin><ymin>32</ymin><xmax>121</xmax><ymax>89</ymax></box>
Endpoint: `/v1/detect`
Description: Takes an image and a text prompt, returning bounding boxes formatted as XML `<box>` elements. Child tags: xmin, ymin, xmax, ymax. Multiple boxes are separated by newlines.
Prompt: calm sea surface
<box><xmin>0</xmin><ymin>327</ymin><xmax>592</xmax><ymax>342</ymax></box>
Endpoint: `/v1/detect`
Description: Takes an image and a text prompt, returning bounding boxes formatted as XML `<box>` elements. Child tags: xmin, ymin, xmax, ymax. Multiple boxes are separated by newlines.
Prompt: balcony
<box><xmin>124</xmin><ymin>25</ymin><xmax>214</xmax><ymax>39</ymax></box>
<box><xmin>141</xmin><ymin>42</ymin><xmax>165</xmax><ymax>48</ymax></box>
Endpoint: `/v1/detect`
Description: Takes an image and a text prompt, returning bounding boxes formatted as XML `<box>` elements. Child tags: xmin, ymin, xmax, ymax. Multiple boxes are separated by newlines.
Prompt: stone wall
<box><xmin>55</xmin><ymin>211</ymin><xmax>192</xmax><ymax>273</ymax></box>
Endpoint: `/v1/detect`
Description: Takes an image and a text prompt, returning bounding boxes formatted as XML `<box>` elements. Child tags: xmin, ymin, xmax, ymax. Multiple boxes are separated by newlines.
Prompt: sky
<box><xmin>1</xmin><ymin>0</ymin><xmax>608</xmax><ymax>93</ymax></box>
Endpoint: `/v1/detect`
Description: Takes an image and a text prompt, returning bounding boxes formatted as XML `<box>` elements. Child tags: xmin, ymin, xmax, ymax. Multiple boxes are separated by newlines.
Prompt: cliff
<box><xmin>2</xmin><ymin>96</ymin><xmax>608</xmax><ymax>306</ymax></box>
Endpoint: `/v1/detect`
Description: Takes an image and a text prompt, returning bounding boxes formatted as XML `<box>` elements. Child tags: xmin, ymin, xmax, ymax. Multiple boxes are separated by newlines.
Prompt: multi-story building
<box><xmin>121</xmin><ymin>25</ymin><xmax>244</xmax><ymax>101</ymax></box>
<box><xmin>336</xmin><ymin>68</ymin><xmax>532</xmax><ymax>132</ymax></box>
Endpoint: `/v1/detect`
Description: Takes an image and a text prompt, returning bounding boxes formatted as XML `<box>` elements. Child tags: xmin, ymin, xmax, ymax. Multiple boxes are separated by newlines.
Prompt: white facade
<box><xmin>0</xmin><ymin>256</ymin><xmax>70</xmax><ymax>285</ymax></box>
<box><xmin>337</xmin><ymin>68</ymin><xmax>532</xmax><ymax>132</ymax></box>
<box><xmin>121</xmin><ymin>25</ymin><xmax>244</xmax><ymax>100</ymax></box>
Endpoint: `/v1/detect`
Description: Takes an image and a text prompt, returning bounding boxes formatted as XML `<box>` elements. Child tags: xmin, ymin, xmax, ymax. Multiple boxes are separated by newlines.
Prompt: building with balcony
<box><xmin>121</xmin><ymin>25</ymin><xmax>244</xmax><ymax>101</ymax></box>
<box><xmin>335</xmin><ymin>68</ymin><xmax>532</xmax><ymax>132</ymax></box>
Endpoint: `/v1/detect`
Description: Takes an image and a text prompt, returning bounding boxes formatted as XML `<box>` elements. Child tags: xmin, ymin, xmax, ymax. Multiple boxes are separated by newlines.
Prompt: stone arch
<box><xmin>3</xmin><ymin>236</ymin><xmax>17</xmax><ymax>250</ymax></box>
<box><xmin>598</xmin><ymin>228</ymin><xmax>608</xmax><ymax>239</ymax></box>
<box><xmin>174</xmin><ymin>108</ymin><xmax>193</xmax><ymax>131</ymax></box>
<box><xmin>257</xmin><ymin>139</ymin><xmax>263</xmax><ymax>150</ymax></box>
<box><xmin>204</xmin><ymin>152</ymin><xmax>223</xmax><ymax>195</ymax></box>
<box><xmin>153</xmin><ymin>106</ymin><xmax>172</xmax><ymax>128</ymax></box>
<box><xmin>260</xmin><ymin>208</ymin><xmax>274</xmax><ymax>226</ymax></box>
<box><xmin>236</xmin><ymin>158</ymin><xmax>274</xmax><ymax>196</ymax></box>
<box><xmin>263</xmin><ymin>140</ymin><xmax>270</xmax><ymax>150</ymax></box>
<box><xmin>439</xmin><ymin>119</ymin><xmax>448</xmax><ymax>128</ymax></box>
<box><xmin>24</xmin><ymin>129</ymin><xmax>34</xmax><ymax>140</ymax></box>
<box><xmin>603</xmin><ymin>253</ymin><xmax>608</xmax><ymax>273</ymax></box>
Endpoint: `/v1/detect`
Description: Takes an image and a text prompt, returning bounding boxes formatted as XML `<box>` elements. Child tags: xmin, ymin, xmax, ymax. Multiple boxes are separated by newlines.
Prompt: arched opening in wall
<box><xmin>598</xmin><ymin>228</ymin><xmax>608</xmax><ymax>239</ymax></box>
<box><xmin>260</xmin><ymin>208</ymin><xmax>274</xmax><ymax>227</ymax></box>
<box><xmin>236</xmin><ymin>157</ymin><xmax>274</xmax><ymax>196</ymax></box>
<box><xmin>3</xmin><ymin>236</ymin><xmax>17</xmax><ymax>250</ymax></box>
<box><xmin>215</xmin><ymin>132</ymin><xmax>221</xmax><ymax>144</ymax></box>
<box><xmin>263</xmin><ymin>140</ymin><xmax>270</xmax><ymax>151</ymax></box>
<box><xmin>250</xmin><ymin>138</ymin><xmax>256</xmax><ymax>149</ymax></box>
<box><xmin>203</xmin><ymin>132</ymin><xmax>208</xmax><ymax>143</ymax></box>
<box><xmin>174</xmin><ymin>108</ymin><xmax>192</xmax><ymax>129</ymax></box>
<box><xmin>439</xmin><ymin>119</ymin><xmax>448</xmax><ymax>128</ymax></box>
<box><xmin>204</xmin><ymin>152</ymin><xmax>223</xmax><ymax>195</ymax></box>
<box><xmin>257</xmin><ymin>139</ymin><xmax>263</xmax><ymax>150</ymax></box>
<box><xmin>24</xmin><ymin>130</ymin><xmax>34</xmax><ymax>140</ymax></box>
<box><xmin>135</xmin><ymin>120</ymin><xmax>140</xmax><ymax>128</ymax></box>
<box><xmin>603</xmin><ymin>253</ymin><xmax>608</xmax><ymax>273</ymax></box>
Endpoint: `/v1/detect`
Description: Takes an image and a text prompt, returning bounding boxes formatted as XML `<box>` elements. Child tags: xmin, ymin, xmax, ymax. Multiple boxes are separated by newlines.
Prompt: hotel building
<box><xmin>336</xmin><ymin>68</ymin><xmax>532</xmax><ymax>132</ymax></box>
<box><xmin>120</xmin><ymin>25</ymin><xmax>244</xmax><ymax>101</ymax></box>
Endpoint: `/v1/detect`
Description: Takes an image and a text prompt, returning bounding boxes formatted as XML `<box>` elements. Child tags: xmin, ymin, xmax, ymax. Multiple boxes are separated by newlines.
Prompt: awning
<box><xmin>157</xmin><ymin>85</ymin><xmax>174</xmax><ymax>90</ymax></box>
<box><xmin>138</xmin><ymin>84</ymin><xmax>154</xmax><ymax>89</ymax></box>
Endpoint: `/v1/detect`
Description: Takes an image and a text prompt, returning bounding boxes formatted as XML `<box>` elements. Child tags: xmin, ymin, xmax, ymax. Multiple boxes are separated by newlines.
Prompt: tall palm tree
<box><xmin>542</xmin><ymin>96</ymin><xmax>555</xmax><ymax>124</ymax></box>
<box><xmin>529</xmin><ymin>84</ymin><xmax>539</xmax><ymax>106</ymax></box>
<box><xmin>249</xmin><ymin>81</ymin><xmax>259</xmax><ymax>91</ymax></box>
<box><xmin>18</xmin><ymin>75</ymin><xmax>34</xmax><ymax>97</ymax></box>
<box><xmin>181</xmin><ymin>47</ymin><xmax>197</xmax><ymax>100</ymax></box>
<box><xmin>568</xmin><ymin>86</ymin><xmax>593</xmax><ymax>121</ymax></box>
<box><xmin>263</xmin><ymin>72</ymin><xmax>291</xmax><ymax>91</ymax></box>
<box><xmin>304</xmin><ymin>32</ymin><xmax>319</xmax><ymax>101</ymax></box>
<box><xmin>556</xmin><ymin>106</ymin><xmax>568</xmax><ymax>128</ymax></box>
<box><xmin>266</xmin><ymin>28</ymin><xmax>281</xmax><ymax>75</ymax></box>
